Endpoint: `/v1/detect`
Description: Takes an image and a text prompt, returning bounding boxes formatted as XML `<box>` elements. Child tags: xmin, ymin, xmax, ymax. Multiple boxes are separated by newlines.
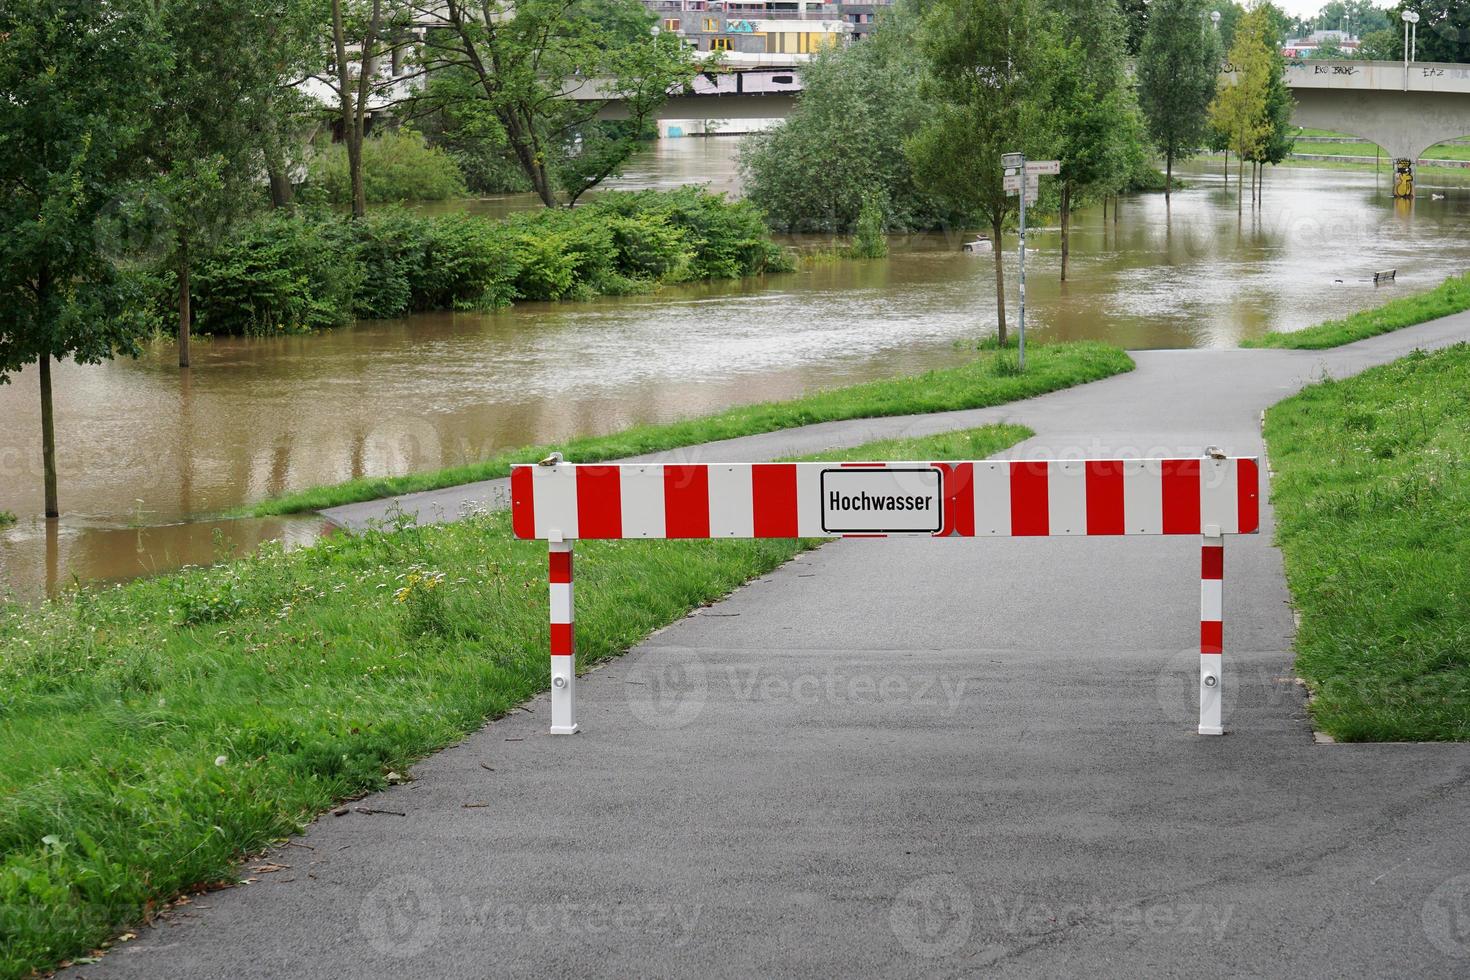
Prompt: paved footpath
<box><xmin>79</xmin><ymin>317</ymin><xmax>1470</xmax><ymax>979</ymax></box>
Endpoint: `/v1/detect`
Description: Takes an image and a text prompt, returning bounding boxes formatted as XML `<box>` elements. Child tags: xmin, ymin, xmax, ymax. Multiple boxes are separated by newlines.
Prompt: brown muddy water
<box><xmin>4</xmin><ymin>138</ymin><xmax>1470</xmax><ymax>598</ymax></box>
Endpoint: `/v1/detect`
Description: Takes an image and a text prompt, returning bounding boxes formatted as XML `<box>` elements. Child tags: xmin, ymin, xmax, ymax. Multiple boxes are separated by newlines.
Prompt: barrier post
<box><xmin>549</xmin><ymin>539</ymin><xmax>579</xmax><ymax>734</ymax></box>
<box><xmin>1199</xmin><ymin>527</ymin><xmax>1224</xmax><ymax>735</ymax></box>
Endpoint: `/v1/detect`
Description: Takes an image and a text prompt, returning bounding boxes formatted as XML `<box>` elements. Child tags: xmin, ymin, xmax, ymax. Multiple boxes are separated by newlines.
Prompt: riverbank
<box><xmin>0</xmin><ymin>423</ymin><xmax>1028</xmax><ymax>980</ymax></box>
<box><xmin>1243</xmin><ymin>271</ymin><xmax>1470</xmax><ymax>349</ymax></box>
<box><xmin>1265</xmin><ymin>343</ymin><xmax>1470</xmax><ymax>741</ymax></box>
<box><xmin>245</xmin><ymin>341</ymin><xmax>1132</xmax><ymax>517</ymax></box>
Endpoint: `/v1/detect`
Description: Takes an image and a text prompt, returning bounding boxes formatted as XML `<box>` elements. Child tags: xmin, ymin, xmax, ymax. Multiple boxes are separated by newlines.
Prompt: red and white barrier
<box><xmin>511</xmin><ymin>456</ymin><xmax>1261</xmax><ymax>737</ymax></box>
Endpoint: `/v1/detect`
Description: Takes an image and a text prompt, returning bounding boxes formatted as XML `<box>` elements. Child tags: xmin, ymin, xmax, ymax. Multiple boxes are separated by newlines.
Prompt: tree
<box><xmin>321</xmin><ymin>0</ymin><xmax>415</xmax><ymax>219</ymax></box>
<box><xmin>1137</xmin><ymin>0</ymin><xmax>1221</xmax><ymax>201</ymax></box>
<box><xmin>1216</xmin><ymin>1</ymin><xmax>1247</xmax><ymax>52</ymax></box>
<box><xmin>1049</xmin><ymin>0</ymin><xmax>1137</xmax><ymax>280</ymax></box>
<box><xmin>1392</xmin><ymin>1</ymin><xmax>1470</xmax><ymax>64</ymax></box>
<box><xmin>414</xmin><ymin>0</ymin><xmax>698</xmax><ymax>208</ymax></box>
<box><xmin>741</xmin><ymin>1</ymin><xmax>961</xmax><ymax>232</ymax></box>
<box><xmin>1209</xmin><ymin>4</ymin><xmax>1274</xmax><ymax>212</ymax></box>
<box><xmin>1117</xmin><ymin>0</ymin><xmax>1149</xmax><ymax>55</ymax></box>
<box><xmin>0</xmin><ymin>1</ymin><xmax>160</xmax><ymax>519</ymax></box>
<box><xmin>906</xmin><ymin>0</ymin><xmax>1064</xmax><ymax>345</ymax></box>
<box><xmin>1311</xmin><ymin>34</ymin><xmax>1346</xmax><ymax>57</ymax></box>
<box><xmin>1244</xmin><ymin>5</ymin><xmax>1295</xmax><ymax>196</ymax></box>
<box><xmin>1358</xmin><ymin>26</ymin><xmax>1400</xmax><ymax>59</ymax></box>
<box><xmin>147</xmin><ymin>0</ymin><xmax>321</xmax><ymax>368</ymax></box>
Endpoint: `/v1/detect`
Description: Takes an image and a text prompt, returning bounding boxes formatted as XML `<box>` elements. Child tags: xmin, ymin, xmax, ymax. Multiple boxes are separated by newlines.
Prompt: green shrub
<box><xmin>306</xmin><ymin>129</ymin><xmax>467</xmax><ymax>205</ymax></box>
<box><xmin>190</xmin><ymin>212</ymin><xmax>362</xmax><ymax>335</ymax></box>
<box><xmin>176</xmin><ymin>189</ymin><xmax>791</xmax><ymax>336</ymax></box>
<box><xmin>410</xmin><ymin>215</ymin><xmax>518</xmax><ymax>311</ymax></box>
<box><xmin>847</xmin><ymin>192</ymin><xmax>889</xmax><ymax>259</ymax></box>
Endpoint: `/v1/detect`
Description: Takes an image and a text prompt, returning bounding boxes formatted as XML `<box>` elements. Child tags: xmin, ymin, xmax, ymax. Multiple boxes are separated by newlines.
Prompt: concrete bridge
<box><xmin>586</xmin><ymin>58</ymin><xmax>1470</xmax><ymax>175</ymax></box>
<box><xmin>1270</xmin><ymin>59</ymin><xmax>1470</xmax><ymax>166</ymax></box>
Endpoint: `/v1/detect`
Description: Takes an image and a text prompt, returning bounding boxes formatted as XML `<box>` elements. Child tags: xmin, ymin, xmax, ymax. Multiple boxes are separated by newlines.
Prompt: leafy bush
<box><xmin>190</xmin><ymin>213</ymin><xmax>362</xmax><ymax>335</ymax></box>
<box><xmin>178</xmin><ymin>190</ymin><xmax>792</xmax><ymax>336</ymax></box>
<box><xmin>848</xmin><ymin>192</ymin><xmax>889</xmax><ymax>259</ymax></box>
<box><xmin>306</xmin><ymin>129</ymin><xmax>467</xmax><ymax>205</ymax></box>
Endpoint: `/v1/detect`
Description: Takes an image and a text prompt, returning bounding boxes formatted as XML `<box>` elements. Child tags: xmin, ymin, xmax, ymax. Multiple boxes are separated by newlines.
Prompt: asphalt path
<box><xmin>77</xmin><ymin>315</ymin><xmax>1470</xmax><ymax>979</ymax></box>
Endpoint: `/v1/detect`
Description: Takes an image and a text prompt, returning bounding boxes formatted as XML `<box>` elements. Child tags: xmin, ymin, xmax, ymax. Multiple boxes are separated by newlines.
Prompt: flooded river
<box><xmin>4</xmin><ymin>139</ymin><xmax>1470</xmax><ymax>597</ymax></box>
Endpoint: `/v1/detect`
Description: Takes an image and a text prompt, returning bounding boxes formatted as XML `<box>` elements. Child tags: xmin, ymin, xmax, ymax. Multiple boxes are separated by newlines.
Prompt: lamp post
<box><xmin>1211</xmin><ymin>10</ymin><xmax>1220</xmax><ymax>29</ymax></box>
<box><xmin>1402</xmin><ymin>9</ymin><xmax>1419</xmax><ymax>68</ymax></box>
<box><xmin>651</xmin><ymin>24</ymin><xmax>661</xmax><ymax>49</ymax></box>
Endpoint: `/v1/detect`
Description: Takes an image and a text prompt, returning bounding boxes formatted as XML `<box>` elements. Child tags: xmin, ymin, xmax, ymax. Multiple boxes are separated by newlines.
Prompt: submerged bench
<box><xmin>511</xmin><ymin>454</ymin><xmax>1260</xmax><ymax>737</ymax></box>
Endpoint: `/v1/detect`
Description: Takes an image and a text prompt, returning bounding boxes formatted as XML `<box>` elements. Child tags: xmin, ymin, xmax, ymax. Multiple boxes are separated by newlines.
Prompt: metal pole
<box><xmin>1199</xmin><ymin>527</ymin><xmax>1224</xmax><ymax>735</ymax></box>
<box><xmin>549</xmin><ymin>539</ymin><xmax>579</xmax><ymax>734</ymax></box>
<box><xmin>1017</xmin><ymin>156</ymin><xmax>1027</xmax><ymax>371</ymax></box>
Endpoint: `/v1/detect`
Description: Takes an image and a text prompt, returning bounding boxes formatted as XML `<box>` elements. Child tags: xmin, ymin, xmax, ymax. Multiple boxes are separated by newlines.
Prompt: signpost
<box><xmin>1000</xmin><ymin>154</ymin><xmax>1059</xmax><ymax>371</ymax></box>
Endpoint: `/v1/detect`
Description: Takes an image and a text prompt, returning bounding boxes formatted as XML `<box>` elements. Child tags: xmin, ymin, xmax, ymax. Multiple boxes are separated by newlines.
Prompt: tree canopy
<box><xmin>1137</xmin><ymin>0</ymin><xmax>1221</xmax><ymax>196</ymax></box>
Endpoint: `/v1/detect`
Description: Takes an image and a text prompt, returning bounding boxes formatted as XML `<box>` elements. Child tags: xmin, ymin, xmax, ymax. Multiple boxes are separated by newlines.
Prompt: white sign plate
<box><xmin>1004</xmin><ymin>174</ymin><xmax>1040</xmax><ymax>195</ymax></box>
<box><xmin>1001</xmin><ymin>152</ymin><xmax>1024</xmax><ymax>168</ymax></box>
<box><xmin>820</xmin><ymin>467</ymin><xmax>943</xmax><ymax>534</ymax></box>
<box><xmin>1026</xmin><ymin>160</ymin><xmax>1060</xmax><ymax>175</ymax></box>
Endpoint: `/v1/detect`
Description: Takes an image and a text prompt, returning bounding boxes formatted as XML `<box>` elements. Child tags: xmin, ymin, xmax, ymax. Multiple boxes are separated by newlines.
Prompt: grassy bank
<box><xmin>245</xmin><ymin>341</ymin><xmax>1132</xmax><ymax>518</ymax></box>
<box><xmin>1265</xmin><ymin>344</ymin><xmax>1470</xmax><ymax>741</ymax></box>
<box><xmin>1242</xmin><ymin>271</ymin><xmax>1470</xmax><ymax>349</ymax></box>
<box><xmin>0</xmin><ymin>423</ymin><xmax>1028</xmax><ymax>979</ymax></box>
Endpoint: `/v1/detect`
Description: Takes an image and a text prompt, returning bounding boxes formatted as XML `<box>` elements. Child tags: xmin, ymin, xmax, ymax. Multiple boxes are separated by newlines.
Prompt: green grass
<box><xmin>0</xmin><ymin>512</ymin><xmax>14</xmax><ymax>529</ymax></box>
<box><xmin>242</xmin><ymin>341</ymin><xmax>1132</xmax><ymax>517</ymax></box>
<box><xmin>0</xmin><ymin>422</ymin><xmax>1029</xmax><ymax>979</ymax></box>
<box><xmin>1242</xmin><ymin>271</ymin><xmax>1470</xmax><ymax>349</ymax></box>
<box><xmin>1275</xmin><ymin>156</ymin><xmax>1470</xmax><ymax>178</ymax></box>
<box><xmin>1265</xmin><ymin>344</ymin><xmax>1470</xmax><ymax>741</ymax></box>
<box><xmin>1291</xmin><ymin>141</ymin><xmax>1470</xmax><ymax>162</ymax></box>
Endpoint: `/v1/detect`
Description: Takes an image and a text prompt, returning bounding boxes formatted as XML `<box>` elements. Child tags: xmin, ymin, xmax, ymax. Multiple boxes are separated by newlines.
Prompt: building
<box><xmin>1282</xmin><ymin>29</ymin><xmax>1361</xmax><ymax>59</ymax></box>
<box><xmin>646</xmin><ymin>0</ymin><xmax>890</xmax><ymax>50</ymax></box>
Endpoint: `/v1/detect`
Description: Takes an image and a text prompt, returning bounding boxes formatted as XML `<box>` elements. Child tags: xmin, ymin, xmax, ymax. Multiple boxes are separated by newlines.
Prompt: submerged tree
<box><xmin>1137</xmin><ymin>0</ymin><xmax>1220</xmax><ymax>202</ymax></box>
<box><xmin>0</xmin><ymin>1</ymin><xmax>160</xmax><ymax>518</ymax></box>
<box><xmin>1050</xmin><ymin>0</ymin><xmax>1137</xmax><ymax>279</ymax></box>
<box><xmin>741</xmin><ymin>1</ymin><xmax>959</xmax><ymax>233</ymax></box>
<box><xmin>1210</xmin><ymin>4</ymin><xmax>1274</xmax><ymax>212</ymax></box>
<box><xmin>148</xmin><ymin>0</ymin><xmax>320</xmax><ymax>367</ymax></box>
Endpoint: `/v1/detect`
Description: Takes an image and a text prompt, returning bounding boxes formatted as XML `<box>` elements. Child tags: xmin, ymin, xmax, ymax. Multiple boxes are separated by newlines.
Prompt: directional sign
<box><xmin>1025</xmin><ymin>160</ymin><xmax>1060</xmax><ymax>175</ymax></box>
<box><xmin>1001</xmin><ymin>152</ymin><xmax>1024</xmax><ymax>169</ymax></box>
<box><xmin>1004</xmin><ymin>174</ymin><xmax>1040</xmax><ymax>195</ymax></box>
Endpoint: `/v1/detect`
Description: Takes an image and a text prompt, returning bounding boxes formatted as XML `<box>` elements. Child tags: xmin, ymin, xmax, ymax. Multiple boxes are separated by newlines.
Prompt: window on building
<box><xmin>664</xmin><ymin>18</ymin><xmax>680</xmax><ymax>31</ymax></box>
<box><xmin>703</xmin><ymin>17</ymin><xmax>718</xmax><ymax>31</ymax></box>
<box><xmin>711</xmin><ymin>36</ymin><xmax>734</xmax><ymax>50</ymax></box>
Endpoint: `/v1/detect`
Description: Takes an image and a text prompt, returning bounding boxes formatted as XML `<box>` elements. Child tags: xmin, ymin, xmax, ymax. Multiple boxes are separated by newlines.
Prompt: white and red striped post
<box><xmin>1199</xmin><ymin>527</ymin><xmax>1224</xmax><ymax>735</ymax></box>
<box><xmin>548</xmin><ymin>539</ymin><xmax>579</xmax><ymax>734</ymax></box>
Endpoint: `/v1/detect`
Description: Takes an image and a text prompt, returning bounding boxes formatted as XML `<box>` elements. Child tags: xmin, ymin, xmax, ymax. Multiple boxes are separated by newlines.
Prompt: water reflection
<box><xmin>3</xmin><ymin>141</ymin><xmax>1469</xmax><ymax>598</ymax></box>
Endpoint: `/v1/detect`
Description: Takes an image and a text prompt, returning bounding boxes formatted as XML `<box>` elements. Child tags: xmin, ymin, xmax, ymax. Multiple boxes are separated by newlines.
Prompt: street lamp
<box><xmin>651</xmin><ymin>24</ymin><xmax>662</xmax><ymax>48</ymax></box>
<box><xmin>1211</xmin><ymin>10</ymin><xmax>1221</xmax><ymax>28</ymax></box>
<box><xmin>1402</xmin><ymin>9</ymin><xmax>1420</xmax><ymax>67</ymax></box>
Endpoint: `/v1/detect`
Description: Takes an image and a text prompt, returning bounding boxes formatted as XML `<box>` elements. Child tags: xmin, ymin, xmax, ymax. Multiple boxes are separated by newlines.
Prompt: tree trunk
<box><xmin>38</xmin><ymin>353</ymin><xmax>58</xmax><ymax>519</ymax></box>
<box><xmin>1238</xmin><ymin>153</ymin><xmax>1244</xmax><ymax>215</ymax></box>
<box><xmin>332</xmin><ymin>0</ymin><xmax>368</xmax><ymax>219</ymax></box>
<box><xmin>267</xmin><ymin>163</ymin><xmax>294</xmax><ymax>209</ymax></box>
<box><xmin>1113</xmin><ymin>192</ymin><xmax>1119</xmax><ymax>225</ymax></box>
<box><xmin>1223</xmin><ymin>149</ymin><xmax>1228</xmax><ymax>183</ymax></box>
<box><xmin>991</xmin><ymin>216</ymin><xmax>1007</xmax><ymax>347</ymax></box>
<box><xmin>1165</xmin><ymin>149</ymin><xmax>1173</xmax><ymax>202</ymax></box>
<box><xmin>1060</xmin><ymin>182</ymin><xmax>1071</xmax><ymax>282</ymax></box>
<box><xmin>177</xmin><ymin>235</ymin><xmax>191</xmax><ymax>369</ymax></box>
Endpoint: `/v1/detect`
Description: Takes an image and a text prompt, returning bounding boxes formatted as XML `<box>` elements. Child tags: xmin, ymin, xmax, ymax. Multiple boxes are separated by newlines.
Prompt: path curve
<box><xmin>82</xmin><ymin>315</ymin><xmax>1470</xmax><ymax>979</ymax></box>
